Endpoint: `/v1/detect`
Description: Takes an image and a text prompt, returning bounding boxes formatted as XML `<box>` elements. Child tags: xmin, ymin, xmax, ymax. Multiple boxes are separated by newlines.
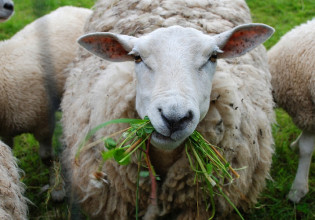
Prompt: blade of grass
<box><xmin>76</xmin><ymin>118</ymin><xmax>149</xmax><ymax>162</ymax></box>
<box><xmin>119</xmin><ymin>136</ymin><xmax>150</xmax><ymax>164</ymax></box>
<box><xmin>82</xmin><ymin>127</ymin><xmax>130</xmax><ymax>152</ymax></box>
<box><xmin>125</xmin><ymin>138</ymin><xmax>143</xmax><ymax>154</ymax></box>
<box><xmin>191</xmin><ymin>144</ymin><xmax>216</xmax><ymax>187</ymax></box>
<box><xmin>217</xmin><ymin>187</ymin><xmax>244</xmax><ymax>220</ymax></box>
<box><xmin>118</xmin><ymin>121</ymin><xmax>150</xmax><ymax>148</ymax></box>
<box><xmin>196</xmin><ymin>131</ymin><xmax>240</xmax><ymax>178</ymax></box>
<box><xmin>136</xmin><ymin>150</ymin><xmax>143</xmax><ymax>220</ymax></box>
<box><xmin>144</xmin><ymin>136</ymin><xmax>158</xmax><ymax>205</ymax></box>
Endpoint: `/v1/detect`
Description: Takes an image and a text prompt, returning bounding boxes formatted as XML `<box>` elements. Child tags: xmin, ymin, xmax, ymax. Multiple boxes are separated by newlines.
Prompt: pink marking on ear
<box><xmin>99</xmin><ymin>38</ymin><xmax>128</xmax><ymax>59</ymax></box>
<box><xmin>81</xmin><ymin>36</ymin><xmax>129</xmax><ymax>60</ymax></box>
<box><xmin>222</xmin><ymin>26</ymin><xmax>269</xmax><ymax>54</ymax></box>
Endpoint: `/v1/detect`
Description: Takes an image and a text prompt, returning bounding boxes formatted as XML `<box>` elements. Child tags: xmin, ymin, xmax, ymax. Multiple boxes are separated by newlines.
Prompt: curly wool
<box><xmin>0</xmin><ymin>141</ymin><xmax>27</xmax><ymax>220</ymax></box>
<box><xmin>62</xmin><ymin>0</ymin><xmax>274</xmax><ymax>219</ymax></box>
<box><xmin>268</xmin><ymin>18</ymin><xmax>315</xmax><ymax>131</ymax></box>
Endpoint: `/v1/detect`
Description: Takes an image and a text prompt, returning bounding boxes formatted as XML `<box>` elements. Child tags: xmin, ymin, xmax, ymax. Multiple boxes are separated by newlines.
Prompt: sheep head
<box><xmin>78</xmin><ymin>24</ymin><xmax>274</xmax><ymax>151</ymax></box>
<box><xmin>0</xmin><ymin>0</ymin><xmax>14</xmax><ymax>22</ymax></box>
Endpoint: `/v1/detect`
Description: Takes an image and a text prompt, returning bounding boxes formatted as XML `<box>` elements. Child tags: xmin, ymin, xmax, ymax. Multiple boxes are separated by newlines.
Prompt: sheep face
<box><xmin>0</xmin><ymin>0</ymin><xmax>13</xmax><ymax>22</ymax></box>
<box><xmin>78</xmin><ymin>24</ymin><xmax>274</xmax><ymax>150</ymax></box>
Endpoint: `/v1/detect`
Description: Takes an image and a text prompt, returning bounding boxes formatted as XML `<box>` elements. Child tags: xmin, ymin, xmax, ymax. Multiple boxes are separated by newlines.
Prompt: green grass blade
<box><xmin>76</xmin><ymin>118</ymin><xmax>148</xmax><ymax>159</ymax></box>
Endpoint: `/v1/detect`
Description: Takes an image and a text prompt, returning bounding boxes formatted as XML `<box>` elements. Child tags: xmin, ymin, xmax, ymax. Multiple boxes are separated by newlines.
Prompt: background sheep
<box><xmin>0</xmin><ymin>5</ymin><xmax>92</xmax><ymax>159</ymax></box>
<box><xmin>61</xmin><ymin>0</ymin><xmax>275</xmax><ymax>219</ymax></box>
<box><xmin>0</xmin><ymin>0</ymin><xmax>13</xmax><ymax>22</ymax></box>
<box><xmin>268</xmin><ymin>18</ymin><xmax>315</xmax><ymax>203</ymax></box>
<box><xmin>0</xmin><ymin>5</ymin><xmax>27</xmax><ymax>219</ymax></box>
<box><xmin>0</xmin><ymin>141</ymin><xmax>28</xmax><ymax>220</ymax></box>
<box><xmin>0</xmin><ymin>6</ymin><xmax>92</xmax><ymax>200</ymax></box>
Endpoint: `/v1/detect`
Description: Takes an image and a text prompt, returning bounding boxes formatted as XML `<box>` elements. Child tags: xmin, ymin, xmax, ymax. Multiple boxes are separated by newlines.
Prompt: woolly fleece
<box><xmin>62</xmin><ymin>0</ymin><xmax>275</xmax><ymax>219</ymax></box>
<box><xmin>0</xmin><ymin>141</ymin><xmax>27</xmax><ymax>220</ymax></box>
<box><xmin>269</xmin><ymin>18</ymin><xmax>315</xmax><ymax>131</ymax></box>
<box><xmin>0</xmin><ymin>6</ymin><xmax>92</xmax><ymax>145</ymax></box>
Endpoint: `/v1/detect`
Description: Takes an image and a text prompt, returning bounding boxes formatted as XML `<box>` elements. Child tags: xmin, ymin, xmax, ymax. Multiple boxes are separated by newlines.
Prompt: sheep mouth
<box><xmin>152</xmin><ymin>131</ymin><xmax>174</xmax><ymax>142</ymax></box>
<box><xmin>0</xmin><ymin>15</ymin><xmax>11</xmax><ymax>20</ymax></box>
<box><xmin>0</xmin><ymin>11</ymin><xmax>14</xmax><ymax>20</ymax></box>
<box><xmin>150</xmin><ymin>131</ymin><xmax>185</xmax><ymax>150</ymax></box>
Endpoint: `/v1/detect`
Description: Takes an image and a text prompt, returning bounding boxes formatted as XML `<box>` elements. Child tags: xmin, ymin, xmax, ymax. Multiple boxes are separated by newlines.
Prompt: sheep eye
<box><xmin>209</xmin><ymin>53</ymin><xmax>217</xmax><ymax>63</ymax></box>
<box><xmin>134</xmin><ymin>55</ymin><xmax>142</xmax><ymax>63</ymax></box>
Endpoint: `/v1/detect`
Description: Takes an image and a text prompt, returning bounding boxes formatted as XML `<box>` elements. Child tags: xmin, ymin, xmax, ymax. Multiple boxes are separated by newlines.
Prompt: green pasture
<box><xmin>0</xmin><ymin>0</ymin><xmax>314</xmax><ymax>219</ymax></box>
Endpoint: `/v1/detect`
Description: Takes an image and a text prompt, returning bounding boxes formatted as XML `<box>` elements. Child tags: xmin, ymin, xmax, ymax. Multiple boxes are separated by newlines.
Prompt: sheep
<box><xmin>0</xmin><ymin>141</ymin><xmax>28</xmax><ymax>220</ymax></box>
<box><xmin>0</xmin><ymin>0</ymin><xmax>13</xmax><ymax>22</ymax></box>
<box><xmin>268</xmin><ymin>18</ymin><xmax>315</xmax><ymax>203</ymax></box>
<box><xmin>0</xmin><ymin>3</ymin><xmax>26</xmax><ymax>219</ymax></box>
<box><xmin>61</xmin><ymin>0</ymin><xmax>275</xmax><ymax>219</ymax></box>
<box><xmin>0</xmin><ymin>6</ymin><xmax>92</xmax><ymax>201</ymax></box>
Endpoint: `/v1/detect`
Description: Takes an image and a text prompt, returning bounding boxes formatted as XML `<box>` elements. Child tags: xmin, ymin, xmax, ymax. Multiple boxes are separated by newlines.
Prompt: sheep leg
<box><xmin>37</xmin><ymin>135</ymin><xmax>66</xmax><ymax>202</ymax></box>
<box><xmin>290</xmin><ymin>132</ymin><xmax>302</xmax><ymax>152</ymax></box>
<box><xmin>288</xmin><ymin>131</ymin><xmax>315</xmax><ymax>203</ymax></box>
<box><xmin>37</xmin><ymin>136</ymin><xmax>53</xmax><ymax>166</ymax></box>
<box><xmin>34</xmin><ymin>111</ymin><xmax>56</xmax><ymax>166</ymax></box>
<box><xmin>35</xmin><ymin>128</ymin><xmax>66</xmax><ymax>202</ymax></box>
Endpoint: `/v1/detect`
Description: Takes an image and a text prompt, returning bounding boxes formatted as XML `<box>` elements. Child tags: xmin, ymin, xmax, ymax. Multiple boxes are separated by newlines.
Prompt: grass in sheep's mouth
<box><xmin>77</xmin><ymin>117</ymin><xmax>243</xmax><ymax>220</ymax></box>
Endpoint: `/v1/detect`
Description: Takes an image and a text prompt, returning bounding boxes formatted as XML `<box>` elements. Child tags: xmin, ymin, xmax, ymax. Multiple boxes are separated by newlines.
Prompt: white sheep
<box><xmin>0</xmin><ymin>3</ymin><xmax>26</xmax><ymax>219</ymax></box>
<box><xmin>0</xmin><ymin>141</ymin><xmax>28</xmax><ymax>220</ymax></box>
<box><xmin>62</xmin><ymin>0</ymin><xmax>275</xmax><ymax>219</ymax></box>
<box><xmin>0</xmin><ymin>0</ymin><xmax>13</xmax><ymax>22</ymax></box>
<box><xmin>0</xmin><ymin>6</ymin><xmax>92</xmax><ymax>201</ymax></box>
<box><xmin>268</xmin><ymin>18</ymin><xmax>315</xmax><ymax>203</ymax></box>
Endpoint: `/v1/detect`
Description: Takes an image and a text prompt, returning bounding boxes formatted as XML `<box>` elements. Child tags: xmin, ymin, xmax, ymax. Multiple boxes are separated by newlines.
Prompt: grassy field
<box><xmin>0</xmin><ymin>0</ymin><xmax>314</xmax><ymax>219</ymax></box>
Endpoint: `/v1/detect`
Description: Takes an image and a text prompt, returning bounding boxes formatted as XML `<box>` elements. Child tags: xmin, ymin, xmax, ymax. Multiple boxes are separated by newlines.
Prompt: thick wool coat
<box><xmin>62</xmin><ymin>0</ymin><xmax>275</xmax><ymax>219</ymax></box>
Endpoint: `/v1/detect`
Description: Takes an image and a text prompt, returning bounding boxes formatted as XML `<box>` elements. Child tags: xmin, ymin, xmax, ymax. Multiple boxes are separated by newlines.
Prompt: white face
<box><xmin>131</xmin><ymin>27</ymin><xmax>219</xmax><ymax>150</ymax></box>
<box><xmin>78</xmin><ymin>23</ymin><xmax>274</xmax><ymax>151</ymax></box>
<box><xmin>0</xmin><ymin>0</ymin><xmax>14</xmax><ymax>22</ymax></box>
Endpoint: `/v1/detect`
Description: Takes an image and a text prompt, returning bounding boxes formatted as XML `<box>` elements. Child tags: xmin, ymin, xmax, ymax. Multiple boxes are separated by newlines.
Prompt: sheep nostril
<box><xmin>182</xmin><ymin>110</ymin><xmax>193</xmax><ymax>122</ymax></box>
<box><xmin>4</xmin><ymin>3</ymin><xmax>14</xmax><ymax>11</ymax></box>
<box><xmin>161</xmin><ymin>113</ymin><xmax>174</xmax><ymax>130</ymax></box>
<box><xmin>161</xmin><ymin>110</ymin><xmax>194</xmax><ymax>133</ymax></box>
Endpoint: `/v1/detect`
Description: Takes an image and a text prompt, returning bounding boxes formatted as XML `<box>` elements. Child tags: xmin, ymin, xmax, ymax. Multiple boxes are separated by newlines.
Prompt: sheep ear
<box><xmin>77</xmin><ymin>32</ymin><xmax>137</xmax><ymax>62</ymax></box>
<box><xmin>215</xmin><ymin>23</ymin><xmax>274</xmax><ymax>59</ymax></box>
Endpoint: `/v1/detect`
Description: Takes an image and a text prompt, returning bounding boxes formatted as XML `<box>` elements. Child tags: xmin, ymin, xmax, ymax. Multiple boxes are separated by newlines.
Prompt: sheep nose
<box><xmin>4</xmin><ymin>2</ymin><xmax>14</xmax><ymax>11</ymax></box>
<box><xmin>159</xmin><ymin>108</ymin><xmax>194</xmax><ymax>133</ymax></box>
